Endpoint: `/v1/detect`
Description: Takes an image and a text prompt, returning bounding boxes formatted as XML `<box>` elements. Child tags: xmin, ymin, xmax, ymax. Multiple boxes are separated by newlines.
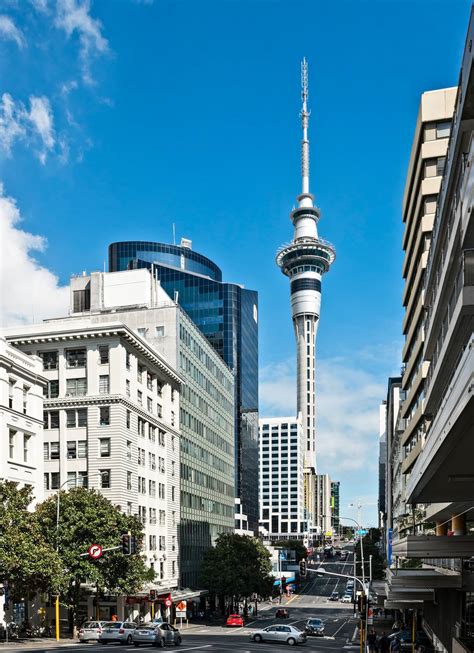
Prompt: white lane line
<box><xmin>333</xmin><ymin>618</ymin><xmax>352</xmax><ymax>638</ymax></box>
<box><xmin>176</xmin><ymin>647</ymin><xmax>213</xmax><ymax>652</ymax></box>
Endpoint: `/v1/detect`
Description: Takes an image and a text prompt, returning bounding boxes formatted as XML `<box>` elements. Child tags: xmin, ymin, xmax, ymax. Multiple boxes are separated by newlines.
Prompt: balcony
<box><xmin>392</xmin><ymin>535</ymin><xmax>474</xmax><ymax>559</ymax></box>
<box><xmin>406</xmin><ymin>337</ymin><xmax>474</xmax><ymax>503</ymax></box>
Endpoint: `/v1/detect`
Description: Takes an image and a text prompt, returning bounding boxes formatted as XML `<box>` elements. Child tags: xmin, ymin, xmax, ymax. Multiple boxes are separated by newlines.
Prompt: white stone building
<box><xmin>4</xmin><ymin>320</ymin><xmax>182</xmax><ymax>608</ymax></box>
<box><xmin>0</xmin><ymin>337</ymin><xmax>46</xmax><ymax>501</ymax></box>
<box><xmin>65</xmin><ymin>268</ymin><xmax>235</xmax><ymax>589</ymax></box>
<box><xmin>258</xmin><ymin>417</ymin><xmax>306</xmax><ymax>541</ymax></box>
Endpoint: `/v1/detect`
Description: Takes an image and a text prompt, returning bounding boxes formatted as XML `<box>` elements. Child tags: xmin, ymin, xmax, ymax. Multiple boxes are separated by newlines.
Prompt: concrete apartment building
<box><xmin>0</xmin><ymin>337</ymin><xmax>46</xmax><ymax>500</ymax></box>
<box><xmin>4</xmin><ymin>317</ymin><xmax>182</xmax><ymax>616</ymax></box>
<box><xmin>315</xmin><ymin>474</ymin><xmax>332</xmax><ymax>537</ymax></box>
<box><xmin>258</xmin><ymin>417</ymin><xmax>306</xmax><ymax>541</ymax></box>
<box><xmin>387</xmin><ymin>10</ymin><xmax>474</xmax><ymax>652</ymax></box>
<box><xmin>67</xmin><ymin>269</ymin><xmax>235</xmax><ymax>589</ymax></box>
<box><xmin>400</xmin><ymin>86</ymin><xmax>456</xmax><ymax>479</ymax></box>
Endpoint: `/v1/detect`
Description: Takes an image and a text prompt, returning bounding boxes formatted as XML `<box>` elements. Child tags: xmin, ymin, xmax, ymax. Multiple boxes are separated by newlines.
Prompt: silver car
<box><xmin>250</xmin><ymin>624</ymin><xmax>307</xmax><ymax>646</ymax></box>
<box><xmin>78</xmin><ymin>621</ymin><xmax>107</xmax><ymax>642</ymax></box>
<box><xmin>133</xmin><ymin>623</ymin><xmax>182</xmax><ymax>647</ymax></box>
<box><xmin>98</xmin><ymin>621</ymin><xmax>137</xmax><ymax>645</ymax></box>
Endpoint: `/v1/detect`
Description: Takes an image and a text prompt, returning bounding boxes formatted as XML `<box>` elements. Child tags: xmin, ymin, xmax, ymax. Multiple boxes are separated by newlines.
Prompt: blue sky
<box><xmin>0</xmin><ymin>0</ymin><xmax>471</xmax><ymax>525</ymax></box>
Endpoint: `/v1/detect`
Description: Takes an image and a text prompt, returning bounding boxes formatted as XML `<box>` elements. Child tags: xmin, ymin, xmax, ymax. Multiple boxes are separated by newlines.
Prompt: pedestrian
<box><xmin>367</xmin><ymin>628</ymin><xmax>378</xmax><ymax>653</ymax></box>
<box><xmin>379</xmin><ymin>631</ymin><xmax>390</xmax><ymax>653</ymax></box>
<box><xmin>390</xmin><ymin>636</ymin><xmax>401</xmax><ymax>653</ymax></box>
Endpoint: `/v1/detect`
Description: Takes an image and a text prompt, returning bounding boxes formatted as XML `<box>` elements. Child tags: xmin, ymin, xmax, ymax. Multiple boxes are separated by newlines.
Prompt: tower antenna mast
<box><xmin>301</xmin><ymin>57</ymin><xmax>311</xmax><ymax>197</ymax></box>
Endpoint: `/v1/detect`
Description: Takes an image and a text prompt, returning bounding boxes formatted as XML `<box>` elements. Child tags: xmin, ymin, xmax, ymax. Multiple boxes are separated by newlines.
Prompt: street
<box><xmin>0</xmin><ymin>554</ymin><xmax>359</xmax><ymax>653</ymax></box>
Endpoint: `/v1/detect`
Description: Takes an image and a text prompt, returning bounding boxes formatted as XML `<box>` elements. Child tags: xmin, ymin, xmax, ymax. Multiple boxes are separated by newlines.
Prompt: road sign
<box><xmin>88</xmin><ymin>544</ymin><xmax>103</xmax><ymax>559</ymax></box>
<box><xmin>164</xmin><ymin>597</ymin><xmax>172</xmax><ymax>608</ymax></box>
<box><xmin>367</xmin><ymin>607</ymin><xmax>374</xmax><ymax>625</ymax></box>
<box><xmin>176</xmin><ymin>600</ymin><xmax>187</xmax><ymax>618</ymax></box>
<box><xmin>357</xmin><ymin>529</ymin><xmax>368</xmax><ymax>535</ymax></box>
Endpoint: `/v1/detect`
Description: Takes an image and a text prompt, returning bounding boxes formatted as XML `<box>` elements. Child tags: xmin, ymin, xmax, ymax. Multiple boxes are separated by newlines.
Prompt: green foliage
<box><xmin>35</xmin><ymin>487</ymin><xmax>154</xmax><ymax>625</ymax></box>
<box><xmin>202</xmin><ymin>533</ymin><xmax>274</xmax><ymax>600</ymax></box>
<box><xmin>274</xmin><ymin>539</ymin><xmax>308</xmax><ymax>562</ymax></box>
<box><xmin>355</xmin><ymin>529</ymin><xmax>385</xmax><ymax>580</ymax></box>
<box><xmin>0</xmin><ymin>481</ymin><xmax>62</xmax><ymax>600</ymax></box>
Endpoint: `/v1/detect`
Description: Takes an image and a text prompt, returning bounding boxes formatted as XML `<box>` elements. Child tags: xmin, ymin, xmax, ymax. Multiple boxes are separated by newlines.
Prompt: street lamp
<box><xmin>54</xmin><ymin>471</ymin><xmax>108</xmax><ymax>641</ymax></box>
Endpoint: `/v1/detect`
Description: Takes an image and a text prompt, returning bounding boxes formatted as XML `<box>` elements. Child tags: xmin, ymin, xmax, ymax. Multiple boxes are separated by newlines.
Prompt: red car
<box><xmin>226</xmin><ymin>614</ymin><xmax>244</xmax><ymax>627</ymax></box>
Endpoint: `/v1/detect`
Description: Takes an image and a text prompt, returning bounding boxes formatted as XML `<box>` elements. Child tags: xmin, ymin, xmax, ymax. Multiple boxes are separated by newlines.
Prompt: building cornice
<box><xmin>44</xmin><ymin>394</ymin><xmax>181</xmax><ymax>437</ymax></box>
<box><xmin>5</xmin><ymin>324</ymin><xmax>184</xmax><ymax>386</ymax></box>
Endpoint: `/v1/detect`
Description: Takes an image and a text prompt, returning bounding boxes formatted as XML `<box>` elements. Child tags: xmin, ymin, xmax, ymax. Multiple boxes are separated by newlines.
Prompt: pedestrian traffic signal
<box><xmin>122</xmin><ymin>533</ymin><xmax>131</xmax><ymax>555</ymax></box>
<box><xmin>299</xmin><ymin>559</ymin><xmax>307</xmax><ymax>577</ymax></box>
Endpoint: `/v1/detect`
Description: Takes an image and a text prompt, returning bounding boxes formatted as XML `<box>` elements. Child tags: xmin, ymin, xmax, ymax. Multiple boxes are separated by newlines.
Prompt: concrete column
<box><xmin>451</xmin><ymin>513</ymin><xmax>466</xmax><ymax>536</ymax></box>
<box><xmin>435</xmin><ymin>522</ymin><xmax>448</xmax><ymax>536</ymax></box>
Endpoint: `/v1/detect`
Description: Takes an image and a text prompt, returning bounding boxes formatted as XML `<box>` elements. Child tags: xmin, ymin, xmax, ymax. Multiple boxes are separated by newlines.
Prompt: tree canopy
<box><xmin>35</xmin><ymin>487</ymin><xmax>154</xmax><ymax>628</ymax></box>
<box><xmin>0</xmin><ymin>481</ymin><xmax>62</xmax><ymax>600</ymax></box>
<box><xmin>202</xmin><ymin>533</ymin><xmax>274</xmax><ymax>601</ymax></box>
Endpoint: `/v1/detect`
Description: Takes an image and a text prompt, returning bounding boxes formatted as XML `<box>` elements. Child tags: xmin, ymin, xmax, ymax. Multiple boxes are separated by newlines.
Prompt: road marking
<box><xmin>333</xmin><ymin>618</ymin><xmax>352</xmax><ymax>637</ymax></box>
<box><xmin>176</xmin><ymin>647</ymin><xmax>213</xmax><ymax>652</ymax></box>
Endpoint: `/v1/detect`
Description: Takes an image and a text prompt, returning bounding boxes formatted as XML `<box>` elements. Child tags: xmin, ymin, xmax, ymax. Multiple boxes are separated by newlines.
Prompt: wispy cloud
<box><xmin>0</xmin><ymin>15</ymin><xmax>26</xmax><ymax>49</ymax></box>
<box><xmin>54</xmin><ymin>0</ymin><xmax>109</xmax><ymax>84</ymax></box>
<box><xmin>0</xmin><ymin>93</ymin><xmax>26</xmax><ymax>154</ymax></box>
<box><xmin>0</xmin><ymin>93</ymin><xmax>56</xmax><ymax>164</ymax></box>
<box><xmin>260</xmin><ymin>349</ymin><xmax>393</xmax><ymax>475</ymax></box>
<box><xmin>0</xmin><ymin>185</ymin><xmax>69</xmax><ymax>327</ymax></box>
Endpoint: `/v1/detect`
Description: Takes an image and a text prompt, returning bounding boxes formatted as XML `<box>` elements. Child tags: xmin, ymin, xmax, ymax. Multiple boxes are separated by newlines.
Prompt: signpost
<box><xmin>357</xmin><ymin>529</ymin><xmax>368</xmax><ymax>536</ymax></box>
<box><xmin>164</xmin><ymin>597</ymin><xmax>172</xmax><ymax>608</ymax></box>
<box><xmin>88</xmin><ymin>544</ymin><xmax>103</xmax><ymax>560</ymax></box>
<box><xmin>176</xmin><ymin>600</ymin><xmax>187</xmax><ymax>627</ymax></box>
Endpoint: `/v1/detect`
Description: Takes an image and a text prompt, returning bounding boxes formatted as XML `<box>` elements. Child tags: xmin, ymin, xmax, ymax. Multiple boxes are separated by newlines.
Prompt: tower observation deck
<box><xmin>276</xmin><ymin>59</ymin><xmax>335</xmax><ymax>508</ymax></box>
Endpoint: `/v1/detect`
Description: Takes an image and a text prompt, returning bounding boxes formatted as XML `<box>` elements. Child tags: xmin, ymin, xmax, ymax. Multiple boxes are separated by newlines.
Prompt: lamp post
<box><xmin>54</xmin><ymin>472</ymin><xmax>107</xmax><ymax>641</ymax></box>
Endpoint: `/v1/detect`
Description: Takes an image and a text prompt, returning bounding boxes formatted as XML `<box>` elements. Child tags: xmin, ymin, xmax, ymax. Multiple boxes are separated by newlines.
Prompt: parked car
<box><xmin>305</xmin><ymin>618</ymin><xmax>325</xmax><ymax>636</ymax></box>
<box><xmin>78</xmin><ymin>621</ymin><xmax>107</xmax><ymax>642</ymax></box>
<box><xmin>341</xmin><ymin>594</ymin><xmax>352</xmax><ymax>603</ymax></box>
<box><xmin>98</xmin><ymin>621</ymin><xmax>136</xmax><ymax>645</ymax></box>
<box><xmin>133</xmin><ymin>623</ymin><xmax>181</xmax><ymax>647</ymax></box>
<box><xmin>251</xmin><ymin>625</ymin><xmax>307</xmax><ymax>646</ymax></box>
<box><xmin>226</xmin><ymin>614</ymin><xmax>244</xmax><ymax>627</ymax></box>
<box><xmin>328</xmin><ymin>591</ymin><xmax>339</xmax><ymax>602</ymax></box>
<box><xmin>275</xmin><ymin>608</ymin><xmax>290</xmax><ymax>618</ymax></box>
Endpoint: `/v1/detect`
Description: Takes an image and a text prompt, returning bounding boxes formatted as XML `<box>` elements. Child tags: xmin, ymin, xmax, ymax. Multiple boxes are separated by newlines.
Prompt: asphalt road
<box><xmin>1</xmin><ymin>551</ymin><xmax>358</xmax><ymax>653</ymax></box>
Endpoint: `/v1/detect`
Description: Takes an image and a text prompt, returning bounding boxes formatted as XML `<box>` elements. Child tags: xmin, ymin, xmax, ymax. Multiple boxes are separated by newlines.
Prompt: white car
<box><xmin>250</xmin><ymin>625</ymin><xmax>307</xmax><ymax>646</ymax></box>
<box><xmin>341</xmin><ymin>595</ymin><xmax>352</xmax><ymax>603</ymax></box>
<box><xmin>98</xmin><ymin>621</ymin><xmax>137</xmax><ymax>645</ymax></box>
<box><xmin>78</xmin><ymin>621</ymin><xmax>107</xmax><ymax>642</ymax></box>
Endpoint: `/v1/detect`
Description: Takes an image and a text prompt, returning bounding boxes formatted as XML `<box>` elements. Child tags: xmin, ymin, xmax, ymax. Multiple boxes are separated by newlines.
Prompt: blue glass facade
<box><xmin>109</xmin><ymin>241</ymin><xmax>259</xmax><ymax>535</ymax></box>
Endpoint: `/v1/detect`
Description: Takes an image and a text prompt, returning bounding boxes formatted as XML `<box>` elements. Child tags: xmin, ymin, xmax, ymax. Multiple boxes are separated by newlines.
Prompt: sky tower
<box><xmin>276</xmin><ymin>59</ymin><xmax>335</xmax><ymax>527</ymax></box>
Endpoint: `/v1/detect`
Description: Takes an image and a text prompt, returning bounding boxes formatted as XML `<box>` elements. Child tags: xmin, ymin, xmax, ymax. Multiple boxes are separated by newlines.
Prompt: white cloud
<box><xmin>0</xmin><ymin>93</ymin><xmax>26</xmax><ymax>154</ymax></box>
<box><xmin>0</xmin><ymin>185</ymin><xmax>69</xmax><ymax>327</ymax></box>
<box><xmin>30</xmin><ymin>0</ymin><xmax>49</xmax><ymax>12</ymax></box>
<box><xmin>54</xmin><ymin>0</ymin><xmax>108</xmax><ymax>84</ymax></box>
<box><xmin>28</xmin><ymin>95</ymin><xmax>55</xmax><ymax>162</ymax></box>
<box><xmin>0</xmin><ymin>15</ymin><xmax>26</xmax><ymax>49</ymax></box>
<box><xmin>260</xmin><ymin>352</ymin><xmax>388</xmax><ymax>474</ymax></box>
<box><xmin>0</xmin><ymin>93</ymin><xmax>57</xmax><ymax>164</ymax></box>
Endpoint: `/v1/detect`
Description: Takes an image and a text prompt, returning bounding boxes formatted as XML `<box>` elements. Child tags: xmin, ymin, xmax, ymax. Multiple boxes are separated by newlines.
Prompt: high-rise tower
<box><xmin>276</xmin><ymin>59</ymin><xmax>335</xmax><ymax>529</ymax></box>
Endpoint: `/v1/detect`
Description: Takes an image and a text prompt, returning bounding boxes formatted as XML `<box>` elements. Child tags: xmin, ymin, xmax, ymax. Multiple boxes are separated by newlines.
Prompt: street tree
<box><xmin>35</xmin><ymin>487</ymin><xmax>154</xmax><ymax>633</ymax></box>
<box><xmin>202</xmin><ymin>533</ymin><xmax>274</xmax><ymax>613</ymax></box>
<box><xmin>0</xmin><ymin>481</ymin><xmax>62</xmax><ymax>601</ymax></box>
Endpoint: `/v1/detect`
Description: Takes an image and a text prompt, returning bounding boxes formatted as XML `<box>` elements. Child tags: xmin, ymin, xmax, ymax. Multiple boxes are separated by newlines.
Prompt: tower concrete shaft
<box><xmin>276</xmin><ymin>59</ymin><xmax>335</xmax><ymax>500</ymax></box>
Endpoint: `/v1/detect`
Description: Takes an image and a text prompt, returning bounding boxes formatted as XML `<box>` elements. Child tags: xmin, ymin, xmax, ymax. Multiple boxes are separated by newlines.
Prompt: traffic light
<box><xmin>299</xmin><ymin>559</ymin><xmax>307</xmax><ymax>577</ymax></box>
<box><xmin>149</xmin><ymin>589</ymin><xmax>157</xmax><ymax>601</ymax></box>
<box><xmin>357</xmin><ymin>593</ymin><xmax>367</xmax><ymax>614</ymax></box>
<box><xmin>122</xmin><ymin>533</ymin><xmax>131</xmax><ymax>555</ymax></box>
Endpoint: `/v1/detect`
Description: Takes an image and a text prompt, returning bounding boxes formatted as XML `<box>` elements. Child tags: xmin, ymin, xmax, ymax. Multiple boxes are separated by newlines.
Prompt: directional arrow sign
<box><xmin>88</xmin><ymin>544</ymin><xmax>103</xmax><ymax>560</ymax></box>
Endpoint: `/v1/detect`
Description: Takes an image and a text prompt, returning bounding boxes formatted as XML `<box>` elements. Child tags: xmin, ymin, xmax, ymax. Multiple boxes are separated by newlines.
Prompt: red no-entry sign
<box><xmin>88</xmin><ymin>544</ymin><xmax>103</xmax><ymax>559</ymax></box>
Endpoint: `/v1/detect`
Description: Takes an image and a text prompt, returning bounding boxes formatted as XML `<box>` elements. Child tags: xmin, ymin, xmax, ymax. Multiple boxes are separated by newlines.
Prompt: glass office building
<box><xmin>109</xmin><ymin>241</ymin><xmax>259</xmax><ymax>534</ymax></box>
